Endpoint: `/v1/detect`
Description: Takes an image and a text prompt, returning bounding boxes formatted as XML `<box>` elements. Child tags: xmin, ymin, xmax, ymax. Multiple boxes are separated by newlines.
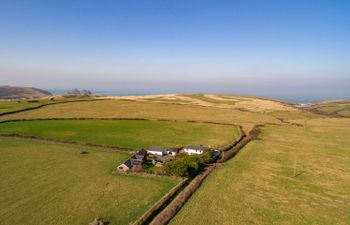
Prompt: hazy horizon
<box><xmin>1</xmin><ymin>0</ymin><xmax>349</xmax><ymax>100</ymax></box>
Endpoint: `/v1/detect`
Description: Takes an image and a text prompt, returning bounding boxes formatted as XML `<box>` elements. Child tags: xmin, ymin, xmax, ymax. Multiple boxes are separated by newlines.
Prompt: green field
<box><xmin>170</xmin><ymin>118</ymin><xmax>350</xmax><ymax>225</ymax></box>
<box><xmin>2</xmin><ymin>95</ymin><xmax>349</xmax><ymax>225</ymax></box>
<box><xmin>0</xmin><ymin>138</ymin><xmax>178</xmax><ymax>225</ymax></box>
<box><xmin>0</xmin><ymin>119</ymin><xmax>239</xmax><ymax>148</ymax></box>
<box><xmin>0</xmin><ymin>100</ymin><xmax>52</xmax><ymax>113</ymax></box>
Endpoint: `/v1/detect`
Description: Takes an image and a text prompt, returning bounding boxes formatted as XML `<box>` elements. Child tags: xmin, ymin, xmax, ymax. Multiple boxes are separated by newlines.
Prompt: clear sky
<box><xmin>0</xmin><ymin>0</ymin><xmax>349</xmax><ymax>100</ymax></box>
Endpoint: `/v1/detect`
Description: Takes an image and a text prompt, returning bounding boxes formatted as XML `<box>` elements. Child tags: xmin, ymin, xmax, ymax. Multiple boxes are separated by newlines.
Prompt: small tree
<box><xmin>163</xmin><ymin>150</ymin><xmax>215</xmax><ymax>177</ymax></box>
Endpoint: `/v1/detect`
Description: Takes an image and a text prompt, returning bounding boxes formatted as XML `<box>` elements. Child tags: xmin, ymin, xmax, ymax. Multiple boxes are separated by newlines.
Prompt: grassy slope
<box><xmin>0</xmin><ymin>98</ymin><xmax>92</xmax><ymax>114</ymax></box>
<box><xmin>319</xmin><ymin>105</ymin><xmax>350</xmax><ymax>116</ymax></box>
<box><xmin>0</xmin><ymin>120</ymin><xmax>239</xmax><ymax>148</ymax></box>
<box><xmin>171</xmin><ymin>118</ymin><xmax>350</xmax><ymax>225</ymax></box>
<box><xmin>0</xmin><ymin>100</ymin><xmax>52</xmax><ymax>113</ymax></box>
<box><xmin>306</xmin><ymin>101</ymin><xmax>350</xmax><ymax>118</ymax></box>
<box><xmin>180</xmin><ymin>94</ymin><xmax>238</xmax><ymax>105</ymax></box>
<box><xmin>0</xmin><ymin>138</ymin><xmax>178</xmax><ymax>225</ymax></box>
<box><xmin>0</xmin><ymin>99</ymin><xmax>280</xmax><ymax>126</ymax></box>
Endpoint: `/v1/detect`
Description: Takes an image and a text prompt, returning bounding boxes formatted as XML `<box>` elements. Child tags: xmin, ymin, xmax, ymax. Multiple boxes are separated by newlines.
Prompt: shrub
<box><xmin>163</xmin><ymin>150</ymin><xmax>214</xmax><ymax>177</ymax></box>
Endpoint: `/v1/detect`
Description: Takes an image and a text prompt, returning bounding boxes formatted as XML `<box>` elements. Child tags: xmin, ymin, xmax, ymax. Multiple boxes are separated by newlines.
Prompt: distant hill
<box><xmin>0</xmin><ymin>86</ymin><xmax>52</xmax><ymax>99</ymax></box>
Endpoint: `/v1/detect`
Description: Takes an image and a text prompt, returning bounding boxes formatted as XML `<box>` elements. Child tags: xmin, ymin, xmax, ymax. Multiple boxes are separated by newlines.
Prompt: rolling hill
<box><xmin>0</xmin><ymin>86</ymin><xmax>52</xmax><ymax>99</ymax></box>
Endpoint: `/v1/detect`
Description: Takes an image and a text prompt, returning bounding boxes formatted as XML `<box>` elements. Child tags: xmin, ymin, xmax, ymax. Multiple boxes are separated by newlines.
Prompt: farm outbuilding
<box><xmin>116</xmin><ymin>150</ymin><xmax>147</xmax><ymax>172</ymax></box>
<box><xmin>183</xmin><ymin>145</ymin><xmax>209</xmax><ymax>155</ymax></box>
<box><xmin>147</xmin><ymin>146</ymin><xmax>167</xmax><ymax>156</ymax></box>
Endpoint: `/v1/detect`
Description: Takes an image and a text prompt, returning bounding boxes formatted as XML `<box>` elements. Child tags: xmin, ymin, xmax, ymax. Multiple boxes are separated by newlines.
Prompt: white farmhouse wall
<box><xmin>147</xmin><ymin>150</ymin><xmax>165</xmax><ymax>156</ymax></box>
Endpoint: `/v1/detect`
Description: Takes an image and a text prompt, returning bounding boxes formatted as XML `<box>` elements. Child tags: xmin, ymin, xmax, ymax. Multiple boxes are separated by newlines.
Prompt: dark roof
<box><xmin>185</xmin><ymin>145</ymin><xmax>209</xmax><ymax>151</ymax></box>
<box><xmin>155</xmin><ymin>155</ymin><xmax>174</xmax><ymax>163</ymax></box>
<box><xmin>136</xmin><ymin>149</ymin><xmax>147</xmax><ymax>156</ymax></box>
<box><xmin>122</xmin><ymin>159</ymin><xmax>132</xmax><ymax>168</ymax></box>
<box><xmin>120</xmin><ymin>150</ymin><xmax>146</xmax><ymax>168</ymax></box>
<box><xmin>167</xmin><ymin>148</ymin><xmax>179</xmax><ymax>152</ymax></box>
<box><xmin>148</xmin><ymin>146</ymin><xmax>167</xmax><ymax>152</ymax></box>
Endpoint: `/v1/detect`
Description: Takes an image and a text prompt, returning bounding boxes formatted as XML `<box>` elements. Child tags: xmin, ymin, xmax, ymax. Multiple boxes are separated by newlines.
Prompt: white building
<box><xmin>166</xmin><ymin>148</ymin><xmax>179</xmax><ymax>156</ymax></box>
<box><xmin>147</xmin><ymin>146</ymin><xmax>167</xmax><ymax>156</ymax></box>
<box><xmin>183</xmin><ymin>145</ymin><xmax>209</xmax><ymax>155</ymax></box>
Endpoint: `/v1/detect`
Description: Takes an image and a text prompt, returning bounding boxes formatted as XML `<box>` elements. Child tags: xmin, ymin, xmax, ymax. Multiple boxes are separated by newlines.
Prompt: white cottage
<box><xmin>183</xmin><ymin>145</ymin><xmax>209</xmax><ymax>155</ymax></box>
<box><xmin>147</xmin><ymin>146</ymin><xmax>167</xmax><ymax>156</ymax></box>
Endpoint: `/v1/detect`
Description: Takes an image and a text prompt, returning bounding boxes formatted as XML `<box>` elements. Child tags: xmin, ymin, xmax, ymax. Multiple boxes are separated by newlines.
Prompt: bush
<box><xmin>163</xmin><ymin>150</ymin><xmax>214</xmax><ymax>177</ymax></box>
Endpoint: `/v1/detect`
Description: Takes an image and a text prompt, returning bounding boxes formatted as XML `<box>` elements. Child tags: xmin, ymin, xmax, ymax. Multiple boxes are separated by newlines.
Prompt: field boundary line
<box><xmin>133</xmin><ymin>178</ymin><xmax>189</xmax><ymax>225</ymax></box>
<box><xmin>0</xmin><ymin>117</ymin><xmax>238</xmax><ymax>127</ymax></box>
<box><xmin>0</xmin><ymin>98</ymin><xmax>110</xmax><ymax>117</ymax></box>
<box><xmin>0</xmin><ymin>133</ymin><xmax>133</xmax><ymax>152</ymax></box>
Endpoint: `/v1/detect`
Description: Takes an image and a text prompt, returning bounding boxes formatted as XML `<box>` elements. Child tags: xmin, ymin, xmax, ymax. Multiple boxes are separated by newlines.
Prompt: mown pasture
<box><xmin>170</xmin><ymin>118</ymin><xmax>350</xmax><ymax>225</ymax></box>
<box><xmin>0</xmin><ymin>119</ymin><xmax>239</xmax><ymax>148</ymax></box>
<box><xmin>0</xmin><ymin>138</ymin><xmax>179</xmax><ymax>225</ymax></box>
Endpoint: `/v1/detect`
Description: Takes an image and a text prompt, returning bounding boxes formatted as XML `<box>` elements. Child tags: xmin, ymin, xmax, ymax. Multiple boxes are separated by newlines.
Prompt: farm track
<box><xmin>137</xmin><ymin>125</ymin><xmax>261</xmax><ymax>225</ymax></box>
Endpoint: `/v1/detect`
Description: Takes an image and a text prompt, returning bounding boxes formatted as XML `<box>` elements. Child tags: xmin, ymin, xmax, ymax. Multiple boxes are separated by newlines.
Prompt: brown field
<box><xmin>0</xmin><ymin>98</ymin><xmax>282</xmax><ymax>126</ymax></box>
<box><xmin>170</xmin><ymin>118</ymin><xmax>350</xmax><ymax>225</ymax></box>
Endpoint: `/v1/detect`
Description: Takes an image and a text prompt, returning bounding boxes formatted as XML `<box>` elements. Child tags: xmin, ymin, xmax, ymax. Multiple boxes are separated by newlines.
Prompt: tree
<box><xmin>163</xmin><ymin>151</ymin><xmax>215</xmax><ymax>177</ymax></box>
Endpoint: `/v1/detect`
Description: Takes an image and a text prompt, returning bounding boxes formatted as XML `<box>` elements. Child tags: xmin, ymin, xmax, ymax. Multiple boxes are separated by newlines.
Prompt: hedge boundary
<box><xmin>149</xmin><ymin>164</ymin><xmax>216</xmax><ymax>225</ymax></box>
<box><xmin>218</xmin><ymin>126</ymin><xmax>246</xmax><ymax>152</ymax></box>
<box><xmin>143</xmin><ymin>125</ymin><xmax>261</xmax><ymax>225</ymax></box>
<box><xmin>133</xmin><ymin>178</ymin><xmax>189</xmax><ymax>225</ymax></box>
<box><xmin>218</xmin><ymin>125</ymin><xmax>261</xmax><ymax>163</ymax></box>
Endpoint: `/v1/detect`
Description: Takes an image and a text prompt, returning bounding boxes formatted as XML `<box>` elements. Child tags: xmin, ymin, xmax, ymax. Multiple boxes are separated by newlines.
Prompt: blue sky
<box><xmin>0</xmin><ymin>0</ymin><xmax>349</xmax><ymax>100</ymax></box>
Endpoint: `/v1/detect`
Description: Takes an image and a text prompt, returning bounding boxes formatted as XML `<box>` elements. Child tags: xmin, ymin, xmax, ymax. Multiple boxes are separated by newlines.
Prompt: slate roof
<box><xmin>120</xmin><ymin>150</ymin><xmax>147</xmax><ymax>169</ymax></box>
<box><xmin>122</xmin><ymin>159</ymin><xmax>132</xmax><ymax>168</ymax></box>
<box><xmin>136</xmin><ymin>149</ymin><xmax>147</xmax><ymax>156</ymax></box>
<box><xmin>148</xmin><ymin>146</ymin><xmax>167</xmax><ymax>153</ymax></box>
<box><xmin>167</xmin><ymin>147</ymin><xmax>179</xmax><ymax>152</ymax></box>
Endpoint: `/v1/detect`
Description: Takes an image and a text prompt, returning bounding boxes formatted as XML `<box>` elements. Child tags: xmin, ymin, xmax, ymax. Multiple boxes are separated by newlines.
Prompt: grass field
<box><xmin>0</xmin><ymin>97</ymin><xmax>93</xmax><ymax>114</ymax></box>
<box><xmin>170</xmin><ymin>118</ymin><xmax>350</xmax><ymax>225</ymax></box>
<box><xmin>2</xmin><ymin>95</ymin><xmax>349</xmax><ymax>225</ymax></box>
<box><xmin>317</xmin><ymin>105</ymin><xmax>350</xmax><ymax>117</ymax></box>
<box><xmin>0</xmin><ymin>99</ymin><xmax>53</xmax><ymax>113</ymax></box>
<box><xmin>0</xmin><ymin>99</ymin><xmax>281</xmax><ymax>126</ymax></box>
<box><xmin>305</xmin><ymin>100</ymin><xmax>350</xmax><ymax>118</ymax></box>
<box><xmin>181</xmin><ymin>94</ymin><xmax>296</xmax><ymax>112</ymax></box>
<box><xmin>0</xmin><ymin>138</ymin><xmax>179</xmax><ymax>225</ymax></box>
<box><xmin>0</xmin><ymin>120</ymin><xmax>239</xmax><ymax>148</ymax></box>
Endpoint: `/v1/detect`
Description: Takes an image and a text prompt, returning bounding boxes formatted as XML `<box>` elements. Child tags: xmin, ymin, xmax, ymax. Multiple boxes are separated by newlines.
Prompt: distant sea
<box><xmin>46</xmin><ymin>89</ymin><xmax>340</xmax><ymax>104</ymax></box>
